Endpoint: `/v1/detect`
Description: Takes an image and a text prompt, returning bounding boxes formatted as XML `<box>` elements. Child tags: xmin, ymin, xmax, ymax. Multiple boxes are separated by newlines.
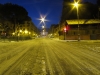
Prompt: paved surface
<box><xmin>0</xmin><ymin>38</ymin><xmax>100</xmax><ymax>75</ymax></box>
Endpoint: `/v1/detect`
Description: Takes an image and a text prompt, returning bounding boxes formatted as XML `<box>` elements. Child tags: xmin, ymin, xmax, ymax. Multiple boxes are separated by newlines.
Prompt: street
<box><xmin>0</xmin><ymin>38</ymin><xmax>100</xmax><ymax>75</ymax></box>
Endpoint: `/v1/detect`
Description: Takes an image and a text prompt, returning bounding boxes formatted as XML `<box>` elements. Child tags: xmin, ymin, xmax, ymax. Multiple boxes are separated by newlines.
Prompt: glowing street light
<box><xmin>25</xmin><ymin>30</ymin><xmax>28</xmax><ymax>34</ymax></box>
<box><xmin>74</xmin><ymin>2</ymin><xmax>79</xmax><ymax>8</ymax></box>
<box><xmin>42</xmin><ymin>25</ymin><xmax>45</xmax><ymax>28</ymax></box>
<box><xmin>37</xmin><ymin>14</ymin><xmax>49</xmax><ymax>36</ymax></box>
<box><xmin>12</xmin><ymin>32</ymin><xmax>15</xmax><ymax>35</ymax></box>
<box><xmin>74</xmin><ymin>1</ymin><xmax>80</xmax><ymax>41</ymax></box>
<box><xmin>39</xmin><ymin>15</ymin><xmax>46</xmax><ymax>24</ymax></box>
<box><xmin>37</xmin><ymin>14</ymin><xmax>49</xmax><ymax>25</ymax></box>
<box><xmin>41</xmin><ymin>18</ymin><xmax>45</xmax><ymax>22</ymax></box>
<box><xmin>20</xmin><ymin>30</ymin><xmax>22</xmax><ymax>33</ymax></box>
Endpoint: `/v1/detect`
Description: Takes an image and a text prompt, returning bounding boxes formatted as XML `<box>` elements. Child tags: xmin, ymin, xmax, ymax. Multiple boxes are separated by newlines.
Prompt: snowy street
<box><xmin>0</xmin><ymin>38</ymin><xmax>100</xmax><ymax>75</ymax></box>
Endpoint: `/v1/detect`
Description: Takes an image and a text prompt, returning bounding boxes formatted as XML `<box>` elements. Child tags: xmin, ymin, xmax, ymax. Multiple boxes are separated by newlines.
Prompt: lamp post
<box><xmin>19</xmin><ymin>30</ymin><xmax>22</xmax><ymax>40</ymax></box>
<box><xmin>39</xmin><ymin>15</ymin><xmax>48</xmax><ymax>36</ymax></box>
<box><xmin>24</xmin><ymin>30</ymin><xmax>28</xmax><ymax>40</ymax></box>
<box><xmin>74</xmin><ymin>1</ymin><xmax>80</xmax><ymax>41</ymax></box>
<box><xmin>64</xmin><ymin>27</ymin><xmax>66</xmax><ymax>40</ymax></box>
<box><xmin>41</xmin><ymin>18</ymin><xmax>46</xmax><ymax>36</ymax></box>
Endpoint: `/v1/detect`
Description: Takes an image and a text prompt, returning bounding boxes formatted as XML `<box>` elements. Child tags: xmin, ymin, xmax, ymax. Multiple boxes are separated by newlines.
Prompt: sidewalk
<box><xmin>52</xmin><ymin>38</ymin><xmax>100</xmax><ymax>43</ymax></box>
<box><xmin>0</xmin><ymin>39</ymin><xmax>16</xmax><ymax>43</ymax></box>
<box><xmin>80</xmin><ymin>40</ymin><xmax>100</xmax><ymax>43</ymax></box>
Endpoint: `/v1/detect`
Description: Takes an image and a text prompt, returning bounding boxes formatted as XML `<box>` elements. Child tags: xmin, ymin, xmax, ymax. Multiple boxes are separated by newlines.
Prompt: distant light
<box><xmin>37</xmin><ymin>14</ymin><xmax>49</xmax><ymax>25</ymax></box>
<box><xmin>20</xmin><ymin>30</ymin><xmax>22</xmax><ymax>32</ymax></box>
<box><xmin>33</xmin><ymin>34</ymin><xmax>35</xmax><ymax>35</ymax></box>
<box><xmin>39</xmin><ymin>15</ymin><xmax>46</xmax><ymax>24</ymax></box>
<box><xmin>64</xmin><ymin>27</ymin><xmax>66</xmax><ymax>31</ymax></box>
<box><xmin>41</xmin><ymin>18</ymin><xmax>45</xmax><ymax>22</ymax></box>
<box><xmin>42</xmin><ymin>25</ymin><xmax>45</xmax><ymax>28</ymax></box>
<box><xmin>29</xmin><ymin>32</ymin><xmax>31</xmax><ymax>34</ymax></box>
<box><xmin>25</xmin><ymin>30</ymin><xmax>28</xmax><ymax>34</ymax></box>
<box><xmin>12</xmin><ymin>32</ymin><xmax>15</xmax><ymax>35</ymax></box>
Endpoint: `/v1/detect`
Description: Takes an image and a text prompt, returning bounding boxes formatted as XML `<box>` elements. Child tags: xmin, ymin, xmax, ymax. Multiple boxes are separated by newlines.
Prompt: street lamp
<box><xmin>25</xmin><ymin>30</ymin><xmax>28</xmax><ymax>34</ymax></box>
<box><xmin>42</xmin><ymin>25</ymin><xmax>45</xmax><ymax>28</ymax></box>
<box><xmin>41</xmin><ymin>18</ymin><xmax>45</xmax><ymax>23</ymax></box>
<box><xmin>20</xmin><ymin>30</ymin><xmax>22</xmax><ymax>33</ymax></box>
<box><xmin>38</xmin><ymin>15</ymin><xmax>48</xmax><ymax>25</ymax></box>
<box><xmin>19</xmin><ymin>30</ymin><xmax>22</xmax><ymax>40</ymax></box>
<box><xmin>74</xmin><ymin>1</ymin><xmax>80</xmax><ymax>41</ymax></box>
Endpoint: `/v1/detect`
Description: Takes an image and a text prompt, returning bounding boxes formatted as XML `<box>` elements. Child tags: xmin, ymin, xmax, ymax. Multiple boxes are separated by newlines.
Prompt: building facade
<box><xmin>0</xmin><ymin>20</ymin><xmax>39</xmax><ymax>40</ymax></box>
<box><xmin>59</xmin><ymin>19</ymin><xmax>100</xmax><ymax>40</ymax></box>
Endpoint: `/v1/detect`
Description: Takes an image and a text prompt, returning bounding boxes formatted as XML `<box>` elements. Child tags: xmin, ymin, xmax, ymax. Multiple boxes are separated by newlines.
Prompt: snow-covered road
<box><xmin>0</xmin><ymin>38</ymin><xmax>100</xmax><ymax>75</ymax></box>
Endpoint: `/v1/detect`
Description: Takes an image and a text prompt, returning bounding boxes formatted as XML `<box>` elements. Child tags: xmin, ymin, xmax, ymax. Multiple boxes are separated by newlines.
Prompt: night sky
<box><xmin>0</xmin><ymin>0</ymin><xmax>96</xmax><ymax>28</ymax></box>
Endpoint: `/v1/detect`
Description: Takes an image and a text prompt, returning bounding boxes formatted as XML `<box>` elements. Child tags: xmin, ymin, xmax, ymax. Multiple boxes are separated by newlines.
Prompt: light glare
<box><xmin>74</xmin><ymin>2</ymin><xmax>78</xmax><ymax>7</ymax></box>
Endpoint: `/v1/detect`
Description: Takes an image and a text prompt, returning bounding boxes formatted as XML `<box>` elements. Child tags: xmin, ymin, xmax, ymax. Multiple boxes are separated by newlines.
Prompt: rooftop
<box><xmin>66</xmin><ymin>19</ymin><xmax>100</xmax><ymax>25</ymax></box>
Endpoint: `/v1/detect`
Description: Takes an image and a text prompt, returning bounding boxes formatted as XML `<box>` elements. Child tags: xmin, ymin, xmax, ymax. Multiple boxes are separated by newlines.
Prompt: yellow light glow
<box><xmin>55</xmin><ymin>34</ymin><xmax>57</xmax><ymax>35</ymax></box>
<box><xmin>12</xmin><ymin>32</ymin><xmax>15</xmax><ymax>35</ymax></box>
<box><xmin>18</xmin><ymin>33</ymin><xmax>20</xmax><ymax>36</ymax></box>
<box><xmin>25</xmin><ymin>30</ymin><xmax>28</xmax><ymax>34</ymax></box>
<box><xmin>74</xmin><ymin>2</ymin><xmax>78</xmax><ymax>7</ymax></box>
<box><xmin>20</xmin><ymin>30</ymin><xmax>22</xmax><ymax>32</ymax></box>
<box><xmin>29</xmin><ymin>32</ymin><xmax>31</xmax><ymax>34</ymax></box>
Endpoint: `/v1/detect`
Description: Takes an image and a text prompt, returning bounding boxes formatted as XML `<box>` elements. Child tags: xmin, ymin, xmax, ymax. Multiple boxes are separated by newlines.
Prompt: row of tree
<box><xmin>0</xmin><ymin>3</ymin><xmax>39</xmax><ymax>40</ymax></box>
<box><xmin>0</xmin><ymin>3</ymin><xmax>31</xmax><ymax>24</ymax></box>
<box><xmin>60</xmin><ymin>0</ymin><xmax>100</xmax><ymax>23</ymax></box>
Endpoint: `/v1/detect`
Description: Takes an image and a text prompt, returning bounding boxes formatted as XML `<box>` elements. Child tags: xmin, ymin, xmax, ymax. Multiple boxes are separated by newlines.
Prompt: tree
<box><xmin>97</xmin><ymin>0</ymin><xmax>100</xmax><ymax>6</ymax></box>
<box><xmin>0</xmin><ymin>3</ymin><xmax>30</xmax><ymax>24</ymax></box>
<box><xmin>0</xmin><ymin>3</ymin><xmax>32</xmax><ymax>36</ymax></box>
<box><xmin>60</xmin><ymin>0</ymin><xmax>72</xmax><ymax>23</ymax></box>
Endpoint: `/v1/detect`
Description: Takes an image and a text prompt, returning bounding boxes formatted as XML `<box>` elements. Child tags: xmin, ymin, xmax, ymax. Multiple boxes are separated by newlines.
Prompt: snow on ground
<box><xmin>0</xmin><ymin>38</ymin><xmax>100</xmax><ymax>75</ymax></box>
<box><xmin>0</xmin><ymin>41</ymin><xmax>31</xmax><ymax>75</ymax></box>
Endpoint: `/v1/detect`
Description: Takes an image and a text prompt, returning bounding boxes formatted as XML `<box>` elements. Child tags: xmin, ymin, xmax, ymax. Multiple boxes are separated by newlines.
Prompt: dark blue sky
<box><xmin>0</xmin><ymin>0</ymin><xmax>96</xmax><ymax>28</ymax></box>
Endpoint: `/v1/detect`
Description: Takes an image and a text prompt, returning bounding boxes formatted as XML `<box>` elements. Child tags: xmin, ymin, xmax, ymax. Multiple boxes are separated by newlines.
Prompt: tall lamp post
<box><xmin>74</xmin><ymin>1</ymin><xmax>80</xmax><ymax>41</ymax></box>
<box><xmin>41</xmin><ymin>17</ymin><xmax>46</xmax><ymax>36</ymax></box>
<box><xmin>64</xmin><ymin>27</ymin><xmax>66</xmax><ymax>40</ymax></box>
